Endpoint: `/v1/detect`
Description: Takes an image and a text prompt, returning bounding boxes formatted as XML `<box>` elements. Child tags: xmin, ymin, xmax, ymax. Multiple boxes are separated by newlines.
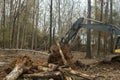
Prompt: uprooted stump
<box><xmin>48</xmin><ymin>43</ymin><xmax>76</xmax><ymax>70</ymax></box>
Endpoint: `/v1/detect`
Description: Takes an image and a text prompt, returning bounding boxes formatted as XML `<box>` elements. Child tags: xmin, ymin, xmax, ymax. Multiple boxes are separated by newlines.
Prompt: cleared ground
<box><xmin>0</xmin><ymin>50</ymin><xmax>120</xmax><ymax>80</ymax></box>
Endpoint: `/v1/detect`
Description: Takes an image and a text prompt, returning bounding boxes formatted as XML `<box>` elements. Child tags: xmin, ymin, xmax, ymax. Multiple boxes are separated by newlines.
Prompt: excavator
<box><xmin>48</xmin><ymin>17</ymin><xmax>120</xmax><ymax>69</ymax></box>
<box><xmin>61</xmin><ymin>17</ymin><xmax>120</xmax><ymax>53</ymax></box>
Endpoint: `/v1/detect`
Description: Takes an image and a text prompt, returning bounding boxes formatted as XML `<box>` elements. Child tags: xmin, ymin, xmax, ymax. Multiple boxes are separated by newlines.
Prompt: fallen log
<box><xmin>37</xmin><ymin>65</ymin><xmax>57</xmax><ymax>72</ymax></box>
<box><xmin>58</xmin><ymin>68</ymin><xmax>95</xmax><ymax>80</ymax></box>
<box><xmin>28</xmin><ymin>64</ymin><xmax>59</xmax><ymax>74</ymax></box>
<box><xmin>70</xmin><ymin>69</ymin><xmax>94</xmax><ymax>80</ymax></box>
<box><xmin>24</xmin><ymin>65</ymin><xmax>94</xmax><ymax>80</ymax></box>
<box><xmin>0</xmin><ymin>62</ymin><xmax>6</xmax><ymax>66</ymax></box>
<box><xmin>23</xmin><ymin>71</ymin><xmax>62</xmax><ymax>79</ymax></box>
<box><xmin>65</xmin><ymin>76</ymin><xmax>72</xmax><ymax>80</ymax></box>
<box><xmin>0</xmin><ymin>48</ymin><xmax>49</xmax><ymax>55</ymax></box>
<box><xmin>4</xmin><ymin>56</ymin><xmax>32</xmax><ymax>80</ymax></box>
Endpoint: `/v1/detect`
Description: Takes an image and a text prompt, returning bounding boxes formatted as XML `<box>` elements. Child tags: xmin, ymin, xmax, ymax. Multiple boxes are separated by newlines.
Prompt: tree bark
<box><xmin>11</xmin><ymin>0</ymin><xmax>19</xmax><ymax>48</ymax></box>
<box><xmin>31</xmin><ymin>0</ymin><xmax>36</xmax><ymax>50</ymax></box>
<box><xmin>35</xmin><ymin>0</ymin><xmax>39</xmax><ymax>50</ymax></box>
<box><xmin>20</xmin><ymin>24</ymin><xmax>25</xmax><ymax>49</ymax></box>
<box><xmin>110</xmin><ymin>0</ymin><xmax>113</xmax><ymax>53</ymax></box>
<box><xmin>49</xmin><ymin>0</ymin><xmax>53</xmax><ymax>49</ymax></box>
<box><xmin>2</xmin><ymin>0</ymin><xmax>6</xmax><ymax>48</ymax></box>
<box><xmin>16</xmin><ymin>0</ymin><xmax>21</xmax><ymax>49</ymax></box>
<box><xmin>9</xmin><ymin>0</ymin><xmax>13</xmax><ymax>48</ymax></box>
<box><xmin>97</xmin><ymin>0</ymin><xmax>103</xmax><ymax>57</ymax></box>
<box><xmin>86</xmin><ymin>0</ymin><xmax>92</xmax><ymax>58</ymax></box>
<box><xmin>23</xmin><ymin>1</ymin><xmax>29</xmax><ymax>49</ymax></box>
<box><xmin>58</xmin><ymin>0</ymin><xmax>61</xmax><ymax>36</ymax></box>
<box><xmin>24</xmin><ymin>71</ymin><xmax>61</xmax><ymax>79</ymax></box>
<box><xmin>104</xmin><ymin>0</ymin><xmax>109</xmax><ymax>55</ymax></box>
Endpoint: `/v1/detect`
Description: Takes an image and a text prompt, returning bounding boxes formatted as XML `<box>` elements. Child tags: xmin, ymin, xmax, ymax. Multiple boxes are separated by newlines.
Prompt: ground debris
<box><xmin>75</xmin><ymin>55</ymin><xmax>120</xmax><ymax>80</ymax></box>
<box><xmin>1</xmin><ymin>49</ymin><xmax>120</xmax><ymax>80</ymax></box>
<box><xmin>2</xmin><ymin>55</ymin><xmax>95</xmax><ymax>80</ymax></box>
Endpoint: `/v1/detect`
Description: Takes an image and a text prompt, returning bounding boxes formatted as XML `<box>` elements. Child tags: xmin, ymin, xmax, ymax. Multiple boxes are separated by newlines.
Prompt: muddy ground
<box><xmin>0</xmin><ymin>50</ymin><xmax>120</xmax><ymax>80</ymax></box>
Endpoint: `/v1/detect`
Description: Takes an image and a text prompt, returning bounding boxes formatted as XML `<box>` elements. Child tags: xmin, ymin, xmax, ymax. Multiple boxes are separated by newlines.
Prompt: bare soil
<box><xmin>0</xmin><ymin>50</ymin><xmax>120</xmax><ymax>80</ymax></box>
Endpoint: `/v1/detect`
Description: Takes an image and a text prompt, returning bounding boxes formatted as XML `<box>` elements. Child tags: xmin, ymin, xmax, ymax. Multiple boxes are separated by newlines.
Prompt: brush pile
<box><xmin>3</xmin><ymin>55</ymin><xmax>96</xmax><ymax>80</ymax></box>
<box><xmin>3</xmin><ymin>43</ymin><xmax>96</xmax><ymax>80</ymax></box>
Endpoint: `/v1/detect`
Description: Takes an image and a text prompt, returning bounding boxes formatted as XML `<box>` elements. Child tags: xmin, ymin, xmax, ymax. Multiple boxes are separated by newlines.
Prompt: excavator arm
<box><xmin>61</xmin><ymin>18</ymin><xmax>84</xmax><ymax>44</ymax></box>
<box><xmin>62</xmin><ymin>17</ymin><xmax>120</xmax><ymax>44</ymax></box>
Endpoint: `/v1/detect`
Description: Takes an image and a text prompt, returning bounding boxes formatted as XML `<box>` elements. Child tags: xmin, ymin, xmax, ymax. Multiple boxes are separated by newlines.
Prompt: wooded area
<box><xmin>0</xmin><ymin>0</ymin><xmax>120</xmax><ymax>56</ymax></box>
<box><xmin>0</xmin><ymin>0</ymin><xmax>119</xmax><ymax>54</ymax></box>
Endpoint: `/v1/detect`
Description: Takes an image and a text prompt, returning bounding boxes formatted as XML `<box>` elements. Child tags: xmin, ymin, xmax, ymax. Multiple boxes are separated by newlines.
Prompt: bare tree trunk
<box><xmin>97</xmin><ymin>34</ymin><xmax>101</xmax><ymax>56</ymax></box>
<box><xmin>104</xmin><ymin>0</ymin><xmax>109</xmax><ymax>55</ymax></box>
<box><xmin>97</xmin><ymin>0</ymin><xmax>103</xmax><ymax>57</ymax></box>
<box><xmin>53</xmin><ymin>27</ymin><xmax>55</xmax><ymax>44</ymax></box>
<box><xmin>16</xmin><ymin>0</ymin><xmax>21</xmax><ymax>49</ymax></box>
<box><xmin>2</xmin><ymin>0</ymin><xmax>6</xmax><ymax>48</ymax></box>
<box><xmin>31</xmin><ymin>0</ymin><xmax>36</xmax><ymax>50</ymax></box>
<box><xmin>20</xmin><ymin>25</ymin><xmax>25</xmax><ymax>49</ymax></box>
<box><xmin>43</xmin><ymin>11</ymin><xmax>46</xmax><ymax>32</ymax></box>
<box><xmin>9</xmin><ymin>0</ymin><xmax>13</xmax><ymax>48</ymax></box>
<box><xmin>24</xmin><ymin>25</ymin><xmax>28</xmax><ymax>49</ymax></box>
<box><xmin>86</xmin><ymin>0</ymin><xmax>92</xmax><ymax>58</ymax></box>
<box><xmin>23</xmin><ymin>0</ymin><xmax>29</xmax><ymax>49</ymax></box>
<box><xmin>58</xmin><ymin>0</ymin><xmax>61</xmax><ymax>37</ymax></box>
<box><xmin>49</xmin><ymin>0</ymin><xmax>53</xmax><ymax>49</ymax></box>
<box><xmin>35</xmin><ymin>0</ymin><xmax>39</xmax><ymax>50</ymax></box>
<box><xmin>110</xmin><ymin>0</ymin><xmax>113</xmax><ymax>53</ymax></box>
<box><xmin>11</xmin><ymin>0</ymin><xmax>19</xmax><ymax>48</ymax></box>
<box><xmin>94</xmin><ymin>0</ymin><xmax>98</xmax><ymax>53</ymax></box>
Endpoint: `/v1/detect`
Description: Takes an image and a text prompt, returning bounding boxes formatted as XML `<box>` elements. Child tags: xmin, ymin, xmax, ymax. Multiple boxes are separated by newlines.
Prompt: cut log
<box><xmin>24</xmin><ymin>68</ymin><xmax>94</xmax><ymax>80</ymax></box>
<box><xmin>70</xmin><ymin>70</ymin><xmax>94</xmax><ymax>80</ymax></box>
<box><xmin>38</xmin><ymin>66</ymin><xmax>50</xmax><ymax>72</ymax></box>
<box><xmin>37</xmin><ymin>64</ymin><xmax>58</xmax><ymax>72</ymax></box>
<box><xmin>23</xmin><ymin>71</ymin><xmax>62</xmax><ymax>79</ymax></box>
<box><xmin>4</xmin><ymin>65</ymin><xmax>24</xmax><ymax>80</ymax></box>
<box><xmin>65</xmin><ymin>76</ymin><xmax>72</xmax><ymax>80</ymax></box>
<box><xmin>48</xmin><ymin>63</ymin><xmax>59</xmax><ymax>71</ymax></box>
<box><xmin>58</xmin><ymin>68</ymin><xmax>95</xmax><ymax>80</ymax></box>
<box><xmin>4</xmin><ymin>56</ymin><xmax>32</xmax><ymax>80</ymax></box>
<box><xmin>0</xmin><ymin>62</ymin><xmax>6</xmax><ymax>66</ymax></box>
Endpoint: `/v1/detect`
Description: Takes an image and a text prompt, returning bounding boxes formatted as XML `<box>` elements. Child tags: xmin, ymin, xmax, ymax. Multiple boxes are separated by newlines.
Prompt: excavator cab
<box><xmin>115</xmin><ymin>36</ymin><xmax>120</xmax><ymax>53</ymax></box>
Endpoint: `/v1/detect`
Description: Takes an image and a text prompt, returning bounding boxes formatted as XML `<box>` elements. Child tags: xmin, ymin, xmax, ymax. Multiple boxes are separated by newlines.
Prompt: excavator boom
<box><xmin>62</xmin><ymin>17</ymin><xmax>120</xmax><ymax>44</ymax></box>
